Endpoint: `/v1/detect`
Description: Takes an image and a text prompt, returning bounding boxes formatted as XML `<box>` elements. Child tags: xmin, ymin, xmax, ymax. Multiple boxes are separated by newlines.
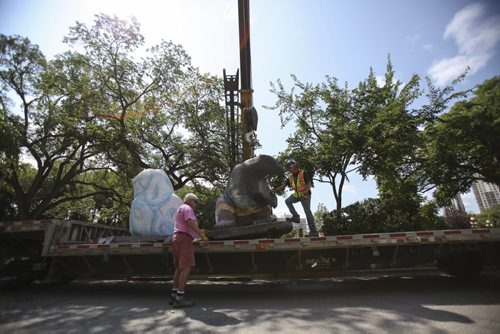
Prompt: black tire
<box><xmin>435</xmin><ymin>252</ymin><xmax>485</xmax><ymax>278</ymax></box>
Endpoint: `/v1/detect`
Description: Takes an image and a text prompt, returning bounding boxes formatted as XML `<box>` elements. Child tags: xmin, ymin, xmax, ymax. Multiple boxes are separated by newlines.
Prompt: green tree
<box><xmin>443</xmin><ymin>207</ymin><xmax>470</xmax><ymax>229</ymax></box>
<box><xmin>313</xmin><ymin>203</ymin><xmax>328</xmax><ymax>234</ymax></box>
<box><xmin>419</xmin><ymin>201</ymin><xmax>446</xmax><ymax>230</ymax></box>
<box><xmin>353</xmin><ymin>62</ymin><xmax>425</xmax><ymax>228</ymax></box>
<box><xmin>64</xmin><ymin>14</ymin><xmax>231</xmax><ymax>188</ymax></box>
<box><xmin>268</xmin><ymin>74</ymin><xmax>364</xmax><ymax>222</ymax></box>
<box><xmin>423</xmin><ymin>76</ymin><xmax>500</xmax><ymax>203</ymax></box>
<box><xmin>473</xmin><ymin>204</ymin><xmax>500</xmax><ymax>227</ymax></box>
<box><xmin>0</xmin><ymin>107</ymin><xmax>18</xmax><ymax>219</ymax></box>
<box><xmin>43</xmin><ymin>169</ymin><xmax>132</xmax><ymax>227</ymax></box>
<box><xmin>320</xmin><ymin>197</ymin><xmax>445</xmax><ymax>235</ymax></box>
<box><xmin>0</xmin><ymin>14</ymin><xmax>232</xmax><ymax>220</ymax></box>
<box><xmin>268</xmin><ymin>59</ymin><xmax>423</xmax><ymax>224</ymax></box>
<box><xmin>320</xmin><ymin>198</ymin><xmax>382</xmax><ymax>235</ymax></box>
<box><xmin>0</xmin><ymin>34</ymin><xmax>116</xmax><ymax>220</ymax></box>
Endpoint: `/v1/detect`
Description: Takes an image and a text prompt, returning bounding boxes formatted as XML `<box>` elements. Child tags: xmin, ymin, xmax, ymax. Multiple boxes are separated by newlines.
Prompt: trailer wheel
<box><xmin>0</xmin><ymin>244</ymin><xmax>35</xmax><ymax>287</ymax></box>
<box><xmin>435</xmin><ymin>252</ymin><xmax>485</xmax><ymax>278</ymax></box>
<box><xmin>59</xmin><ymin>275</ymin><xmax>77</xmax><ymax>283</ymax></box>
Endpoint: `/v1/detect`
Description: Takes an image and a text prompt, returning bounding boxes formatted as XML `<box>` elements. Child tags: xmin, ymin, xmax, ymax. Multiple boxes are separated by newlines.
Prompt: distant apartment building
<box><xmin>451</xmin><ymin>194</ymin><xmax>466</xmax><ymax>212</ymax></box>
<box><xmin>444</xmin><ymin>193</ymin><xmax>467</xmax><ymax>216</ymax></box>
<box><xmin>472</xmin><ymin>180</ymin><xmax>500</xmax><ymax>212</ymax></box>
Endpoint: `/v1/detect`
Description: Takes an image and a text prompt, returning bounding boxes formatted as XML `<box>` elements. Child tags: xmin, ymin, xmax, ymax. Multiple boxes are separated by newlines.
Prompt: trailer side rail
<box><xmin>47</xmin><ymin>228</ymin><xmax>500</xmax><ymax>256</ymax></box>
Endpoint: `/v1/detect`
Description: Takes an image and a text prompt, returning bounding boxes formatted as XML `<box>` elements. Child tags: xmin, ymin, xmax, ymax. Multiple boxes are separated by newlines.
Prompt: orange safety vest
<box><xmin>289</xmin><ymin>169</ymin><xmax>307</xmax><ymax>197</ymax></box>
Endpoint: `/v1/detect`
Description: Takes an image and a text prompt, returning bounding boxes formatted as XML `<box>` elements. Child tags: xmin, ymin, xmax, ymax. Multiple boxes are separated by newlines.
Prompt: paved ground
<box><xmin>1</xmin><ymin>271</ymin><xmax>500</xmax><ymax>333</ymax></box>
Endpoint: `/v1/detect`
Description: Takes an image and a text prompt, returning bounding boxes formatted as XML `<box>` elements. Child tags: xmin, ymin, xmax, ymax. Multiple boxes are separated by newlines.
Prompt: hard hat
<box><xmin>286</xmin><ymin>159</ymin><xmax>298</xmax><ymax>168</ymax></box>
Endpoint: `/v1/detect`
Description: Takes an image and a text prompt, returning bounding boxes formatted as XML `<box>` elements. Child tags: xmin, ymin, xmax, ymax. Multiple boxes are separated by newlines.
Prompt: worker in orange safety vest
<box><xmin>273</xmin><ymin>159</ymin><xmax>319</xmax><ymax>237</ymax></box>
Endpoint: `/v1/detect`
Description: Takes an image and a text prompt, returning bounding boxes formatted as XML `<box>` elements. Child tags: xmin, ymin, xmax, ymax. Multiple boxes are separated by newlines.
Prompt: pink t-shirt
<box><xmin>174</xmin><ymin>203</ymin><xmax>198</xmax><ymax>239</ymax></box>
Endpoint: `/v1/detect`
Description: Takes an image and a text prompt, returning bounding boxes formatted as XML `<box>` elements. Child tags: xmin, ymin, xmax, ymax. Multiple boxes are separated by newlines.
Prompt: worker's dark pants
<box><xmin>285</xmin><ymin>193</ymin><xmax>318</xmax><ymax>236</ymax></box>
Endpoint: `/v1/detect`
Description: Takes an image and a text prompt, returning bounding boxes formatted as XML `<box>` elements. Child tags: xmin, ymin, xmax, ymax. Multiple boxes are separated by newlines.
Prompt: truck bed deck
<box><xmin>2</xmin><ymin>219</ymin><xmax>500</xmax><ymax>282</ymax></box>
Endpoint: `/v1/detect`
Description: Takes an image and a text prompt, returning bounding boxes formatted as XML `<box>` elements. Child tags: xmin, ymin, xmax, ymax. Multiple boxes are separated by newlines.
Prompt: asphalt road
<box><xmin>1</xmin><ymin>271</ymin><xmax>500</xmax><ymax>333</ymax></box>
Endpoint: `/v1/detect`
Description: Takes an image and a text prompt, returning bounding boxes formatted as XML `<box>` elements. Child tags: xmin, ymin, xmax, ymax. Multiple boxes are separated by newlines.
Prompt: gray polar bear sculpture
<box><xmin>215</xmin><ymin>155</ymin><xmax>281</xmax><ymax>228</ymax></box>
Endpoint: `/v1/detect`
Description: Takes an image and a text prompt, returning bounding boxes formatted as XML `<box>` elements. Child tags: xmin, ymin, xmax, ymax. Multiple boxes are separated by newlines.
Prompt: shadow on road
<box><xmin>1</xmin><ymin>271</ymin><xmax>499</xmax><ymax>333</ymax></box>
<box><xmin>187</xmin><ymin>307</ymin><xmax>241</xmax><ymax>327</ymax></box>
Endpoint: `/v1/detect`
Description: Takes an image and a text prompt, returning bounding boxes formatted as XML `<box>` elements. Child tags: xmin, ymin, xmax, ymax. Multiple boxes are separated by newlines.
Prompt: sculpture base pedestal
<box><xmin>208</xmin><ymin>219</ymin><xmax>293</xmax><ymax>240</ymax></box>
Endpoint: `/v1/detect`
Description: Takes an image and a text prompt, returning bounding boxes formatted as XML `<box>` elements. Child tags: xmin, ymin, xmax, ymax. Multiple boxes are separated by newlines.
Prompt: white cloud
<box><xmin>375</xmin><ymin>75</ymin><xmax>386</xmax><ymax>87</ymax></box>
<box><xmin>375</xmin><ymin>74</ymin><xmax>403</xmax><ymax>88</ymax></box>
<box><xmin>406</xmin><ymin>34</ymin><xmax>421</xmax><ymax>44</ymax></box>
<box><xmin>428</xmin><ymin>3</ymin><xmax>500</xmax><ymax>86</ymax></box>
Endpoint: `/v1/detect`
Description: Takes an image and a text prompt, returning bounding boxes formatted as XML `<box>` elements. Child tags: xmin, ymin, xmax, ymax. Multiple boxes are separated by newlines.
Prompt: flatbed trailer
<box><xmin>1</xmin><ymin>219</ymin><xmax>500</xmax><ymax>284</ymax></box>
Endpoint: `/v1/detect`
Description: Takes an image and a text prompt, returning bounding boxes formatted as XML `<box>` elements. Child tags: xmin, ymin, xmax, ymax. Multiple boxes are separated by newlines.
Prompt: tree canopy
<box><xmin>422</xmin><ymin>76</ymin><xmax>500</xmax><ymax>204</ymax></box>
<box><xmin>1</xmin><ymin>14</ymin><xmax>497</xmax><ymax>233</ymax></box>
<box><xmin>0</xmin><ymin>14</ymin><xmax>231</xmax><ymax>221</ymax></box>
<box><xmin>268</xmin><ymin>60</ymin><xmax>497</xmax><ymax>234</ymax></box>
<box><xmin>268</xmin><ymin>59</ymin><xmax>429</xmax><ymax>223</ymax></box>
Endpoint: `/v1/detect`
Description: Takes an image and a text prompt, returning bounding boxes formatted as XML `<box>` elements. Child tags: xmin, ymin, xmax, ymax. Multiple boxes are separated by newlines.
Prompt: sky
<box><xmin>1</xmin><ymin>0</ymin><xmax>499</xmax><ymax>218</ymax></box>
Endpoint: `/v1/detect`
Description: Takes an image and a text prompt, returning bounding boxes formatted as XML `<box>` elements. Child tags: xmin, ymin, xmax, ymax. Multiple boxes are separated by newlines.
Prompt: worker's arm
<box><xmin>302</xmin><ymin>172</ymin><xmax>313</xmax><ymax>197</ymax></box>
<box><xmin>302</xmin><ymin>182</ymin><xmax>312</xmax><ymax>198</ymax></box>
<box><xmin>272</xmin><ymin>183</ymin><xmax>286</xmax><ymax>193</ymax></box>
<box><xmin>186</xmin><ymin>219</ymin><xmax>208</xmax><ymax>241</ymax></box>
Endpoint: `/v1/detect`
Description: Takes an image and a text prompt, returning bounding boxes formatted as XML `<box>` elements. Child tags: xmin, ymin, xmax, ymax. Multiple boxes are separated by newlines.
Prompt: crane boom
<box><xmin>238</xmin><ymin>0</ymin><xmax>256</xmax><ymax>160</ymax></box>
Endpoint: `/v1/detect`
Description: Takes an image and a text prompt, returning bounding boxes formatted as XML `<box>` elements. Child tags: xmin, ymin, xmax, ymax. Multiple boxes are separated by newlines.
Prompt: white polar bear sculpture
<box><xmin>129</xmin><ymin>169</ymin><xmax>182</xmax><ymax>237</ymax></box>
